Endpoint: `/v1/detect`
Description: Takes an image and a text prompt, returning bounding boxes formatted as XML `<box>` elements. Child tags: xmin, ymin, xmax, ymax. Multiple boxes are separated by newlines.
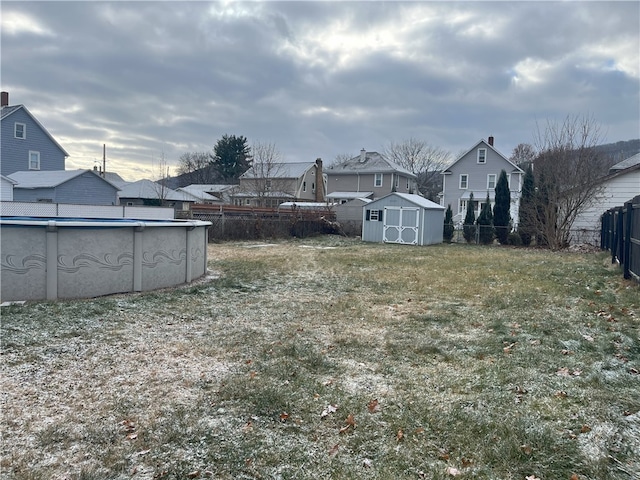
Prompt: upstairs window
<box><xmin>477</xmin><ymin>148</ymin><xmax>487</xmax><ymax>164</ymax></box>
<box><xmin>374</xmin><ymin>173</ymin><xmax>383</xmax><ymax>187</ymax></box>
<box><xmin>265</xmin><ymin>179</ymin><xmax>272</xmax><ymax>191</ymax></box>
<box><xmin>302</xmin><ymin>181</ymin><xmax>306</xmax><ymax>192</ymax></box>
<box><xmin>487</xmin><ymin>174</ymin><xmax>496</xmax><ymax>189</ymax></box>
<box><xmin>459</xmin><ymin>174</ymin><xmax>468</xmax><ymax>189</ymax></box>
<box><xmin>15</xmin><ymin>123</ymin><xmax>25</xmax><ymax>139</ymax></box>
<box><xmin>29</xmin><ymin>151</ymin><xmax>40</xmax><ymax>170</ymax></box>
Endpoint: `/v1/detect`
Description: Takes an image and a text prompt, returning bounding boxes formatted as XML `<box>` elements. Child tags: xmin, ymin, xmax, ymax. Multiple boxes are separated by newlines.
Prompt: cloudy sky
<box><xmin>2</xmin><ymin>1</ymin><xmax>638</xmax><ymax>181</ymax></box>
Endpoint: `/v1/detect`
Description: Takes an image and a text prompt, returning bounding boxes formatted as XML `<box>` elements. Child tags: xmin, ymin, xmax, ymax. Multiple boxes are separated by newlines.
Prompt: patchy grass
<box><xmin>1</xmin><ymin>237</ymin><xmax>638</xmax><ymax>479</ymax></box>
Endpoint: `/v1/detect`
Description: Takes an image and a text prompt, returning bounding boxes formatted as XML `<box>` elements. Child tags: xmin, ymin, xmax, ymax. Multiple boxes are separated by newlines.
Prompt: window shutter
<box><xmin>378</xmin><ymin>210</ymin><xmax>383</xmax><ymax>221</ymax></box>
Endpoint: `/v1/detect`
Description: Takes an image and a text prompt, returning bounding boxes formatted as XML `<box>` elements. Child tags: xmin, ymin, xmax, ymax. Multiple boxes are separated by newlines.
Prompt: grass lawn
<box><xmin>1</xmin><ymin>237</ymin><xmax>638</xmax><ymax>480</ymax></box>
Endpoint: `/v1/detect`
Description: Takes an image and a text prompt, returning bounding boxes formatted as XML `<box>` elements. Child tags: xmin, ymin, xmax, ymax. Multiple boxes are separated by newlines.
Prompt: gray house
<box><xmin>1</xmin><ymin>91</ymin><xmax>68</xmax><ymax>176</ymax></box>
<box><xmin>326</xmin><ymin>150</ymin><xmax>417</xmax><ymax>201</ymax></box>
<box><xmin>9</xmin><ymin>169</ymin><xmax>120</xmax><ymax>205</ymax></box>
<box><xmin>440</xmin><ymin>137</ymin><xmax>524</xmax><ymax>227</ymax></box>
<box><xmin>362</xmin><ymin>193</ymin><xmax>445</xmax><ymax>246</ymax></box>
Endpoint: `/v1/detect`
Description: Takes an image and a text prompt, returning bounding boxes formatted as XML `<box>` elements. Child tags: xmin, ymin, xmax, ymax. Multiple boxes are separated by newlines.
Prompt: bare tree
<box><xmin>152</xmin><ymin>151</ymin><xmax>172</xmax><ymax>206</ymax></box>
<box><xmin>383</xmin><ymin>138</ymin><xmax>452</xmax><ymax>200</ymax></box>
<box><xmin>529</xmin><ymin>114</ymin><xmax>606</xmax><ymax>249</ymax></box>
<box><xmin>330</xmin><ymin>153</ymin><xmax>354</xmax><ymax>167</ymax></box>
<box><xmin>240</xmin><ymin>142</ymin><xmax>290</xmax><ymax>207</ymax></box>
<box><xmin>176</xmin><ymin>152</ymin><xmax>218</xmax><ymax>184</ymax></box>
<box><xmin>509</xmin><ymin>143</ymin><xmax>536</xmax><ymax>167</ymax></box>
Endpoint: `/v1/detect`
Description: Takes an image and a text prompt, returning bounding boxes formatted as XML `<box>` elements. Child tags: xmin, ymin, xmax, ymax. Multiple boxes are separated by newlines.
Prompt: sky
<box><xmin>2</xmin><ymin>1</ymin><xmax>639</xmax><ymax>182</ymax></box>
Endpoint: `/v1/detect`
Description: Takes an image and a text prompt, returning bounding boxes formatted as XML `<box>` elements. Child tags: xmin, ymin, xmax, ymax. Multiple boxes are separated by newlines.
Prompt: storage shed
<box><xmin>362</xmin><ymin>193</ymin><xmax>445</xmax><ymax>245</ymax></box>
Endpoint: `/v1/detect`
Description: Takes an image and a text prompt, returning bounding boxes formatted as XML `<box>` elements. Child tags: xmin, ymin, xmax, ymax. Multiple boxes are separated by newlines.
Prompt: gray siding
<box><xmin>1</xmin><ymin>109</ymin><xmax>66</xmax><ymax>176</ymax></box>
<box><xmin>327</xmin><ymin>172</ymin><xmax>414</xmax><ymax>198</ymax></box>
<box><xmin>362</xmin><ymin>193</ymin><xmax>444</xmax><ymax>245</ymax></box>
<box><xmin>442</xmin><ymin>141</ymin><xmax>523</xmax><ymax>221</ymax></box>
<box><xmin>13</xmin><ymin>173</ymin><xmax>119</xmax><ymax>205</ymax></box>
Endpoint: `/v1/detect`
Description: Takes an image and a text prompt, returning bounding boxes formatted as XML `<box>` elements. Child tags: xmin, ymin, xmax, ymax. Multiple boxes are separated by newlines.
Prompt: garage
<box><xmin>361</xmin><ymin>193</ymin><xmax>445</xmax><ymax>246</ymax></box>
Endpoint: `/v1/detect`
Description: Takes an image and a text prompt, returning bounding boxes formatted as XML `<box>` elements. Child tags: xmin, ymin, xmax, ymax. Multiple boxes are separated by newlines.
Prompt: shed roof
<box><xmin>326</xmin><ymin>191</ymin><xmax>374</xmax><ymax>199</ymax></box>
<box><xmin>9</xmin><ymin>169</ymin><xmax>120</xmax><ymax>190</ymax></box>
<box><xmin>118</xmin><ymin>179</ymin><xmax>193</xmax><ymax>201</ymax></box>
<box><xmin>368</xmin><ymin>192</ymin><xmax>444</xmax><ymax>210</ymax></box>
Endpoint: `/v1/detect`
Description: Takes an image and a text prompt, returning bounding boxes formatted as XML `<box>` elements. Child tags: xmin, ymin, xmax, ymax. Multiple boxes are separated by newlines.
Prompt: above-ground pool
<box><xmin>0</xmin><ymin>217</ymin><xmax>211</xmax><ymax>302</ymax></box>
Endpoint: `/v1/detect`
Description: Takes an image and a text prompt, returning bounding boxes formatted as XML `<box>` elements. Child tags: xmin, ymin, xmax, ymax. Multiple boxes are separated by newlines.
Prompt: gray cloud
<box><xmin>2</xmin><ymin>1</ymin><xmax>638</xmax><ymax>180</ymax></box>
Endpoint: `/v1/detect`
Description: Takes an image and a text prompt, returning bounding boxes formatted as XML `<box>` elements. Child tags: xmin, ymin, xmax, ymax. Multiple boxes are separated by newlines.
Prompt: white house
<box><xmin>570</xmin><ymin>153</ymin><xmax>640</xmax><ymax>245</ymax></box>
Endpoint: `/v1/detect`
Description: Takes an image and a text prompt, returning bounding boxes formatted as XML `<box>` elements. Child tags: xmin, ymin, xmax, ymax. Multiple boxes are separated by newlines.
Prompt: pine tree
<box><xmin>462</xmin><ymin>193</ymin><xmax>476</xmax><ymax>243</ymax></box>
<box><xmin>477</xmin><ymin>192</ymin><xmax>494</xmax><ymax>244</ymax></box>
<box><xmin>493</xmin><ymin>169</ymin><xmax>511</xmax><ymax>244</ymax></box>
<box><xmin>443</xmin><ymin>204</ymin><xmax>454</xmax><ymax>243</ymax></box>
<box><xmin>517</xmin><ymin>164</ymin><xmax>535</xmax><ymax>245</ymax></box>
<box><xmin>211</xmin><ymin>134</ymin><xmax>251</xmax><ymax>182</ymax></box>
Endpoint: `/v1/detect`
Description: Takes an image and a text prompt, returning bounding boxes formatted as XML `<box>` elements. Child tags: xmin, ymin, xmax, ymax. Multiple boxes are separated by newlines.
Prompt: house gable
<box><xmin>440</xmin><ymin>139</ymin><xmax>524</xmax><ymax>225</ymax></box>
<box><xmin>1</xmin><ymin>105</ymin><xmax>68</xmax><ymax>176</ymax></box>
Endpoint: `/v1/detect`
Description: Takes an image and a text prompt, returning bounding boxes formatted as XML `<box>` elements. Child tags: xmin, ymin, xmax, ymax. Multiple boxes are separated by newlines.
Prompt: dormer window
<box><xmin>477</xmin><ymin>148</ymin><xmax>486</xmax><ymax>164</ymax></box>
<box><xmin>15</xmin><ymin>123</ymin><xmax>25</xmax><ymax>139</ymax></box>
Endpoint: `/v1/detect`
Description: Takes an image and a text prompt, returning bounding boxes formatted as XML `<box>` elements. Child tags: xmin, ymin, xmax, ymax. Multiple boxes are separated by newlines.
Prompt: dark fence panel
<box><xmin>600</xmin><ymin>195</ymin><xmax>640</xmax><ymax>283</ymax></box>
<box><xmin>178</xmin><ymin>204</ymin><xmax>340</xmax><ymax>241</ymax></box>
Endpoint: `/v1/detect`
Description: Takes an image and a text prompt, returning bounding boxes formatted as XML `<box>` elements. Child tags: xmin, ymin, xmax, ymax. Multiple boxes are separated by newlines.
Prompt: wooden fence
<box><xmin>600</xmin><ymin>195</ymin><xmax>640</xmax><ymax>283</ymax></box>
<box><xmin>178</xmin><ymin>204</ymin><xmax>340</xmax><ymax>241</ymax></box>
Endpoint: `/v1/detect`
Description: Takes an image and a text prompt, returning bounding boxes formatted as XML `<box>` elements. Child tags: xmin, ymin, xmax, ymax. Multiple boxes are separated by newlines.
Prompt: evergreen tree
<box><xmin>211</xmin><ymin>134</ymin><xmax>251</xmax><ymax>182</ymax></box>
<box><xmin>518</xmin><ymin>164</ymin><xmax>535</xmax><ymax>246</ymax></box>
<box><xmin>462</xmin><ymin>193</ymin><xmax>476</xmax><ymax>243</ymax></box>
<box><xmin>443</xmin><ymin>204</ymin><xmax>454</xmax><ymax>243</ymax></box>
<box><xmin>477</xmin><ymin>192</ymin><xmax>494</xmax><ymax>244</ymax></box>
<box><xmin>493</xmin><ymin>169</ymin><xmax>511</xmax><ymax>244</ymax></box>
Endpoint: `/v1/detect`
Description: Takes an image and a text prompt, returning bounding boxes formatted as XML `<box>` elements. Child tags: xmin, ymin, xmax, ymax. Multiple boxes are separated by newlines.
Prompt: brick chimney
<box><xmin>315</xmin><ymin>158</ymin><xmax>324</xmax><ymax>202</ymax></box>
<box><xmin>488</xmin><ymin>136</ymin><xmax>494</xmax><ymax>147</ymax></box>
<box><xmin>1</xmin><ymin>91</ymin><xmax>8</xmax><ymax>107</ymax></box>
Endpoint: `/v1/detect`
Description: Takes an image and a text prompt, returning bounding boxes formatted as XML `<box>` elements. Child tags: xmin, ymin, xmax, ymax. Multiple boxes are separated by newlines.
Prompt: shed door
<box><xmin>383</xmin><ymin>207</ymin><xmax>419</xmax><ymax>245</ymax></box>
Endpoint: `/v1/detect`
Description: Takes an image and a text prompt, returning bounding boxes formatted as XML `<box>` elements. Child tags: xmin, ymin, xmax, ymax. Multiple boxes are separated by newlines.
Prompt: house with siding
<box><xmin>1</xmin><ymin>175</ymin><xmax>17</xmax><ymax>201</ymax></box>
<box><xmin>1</xmin><ymin>92</ymin><xmax>68</xmax><ymax>176</ymax></box>
<box><xmin>325</xmin><ymin>149</ymin><xmax>417</xmax><ymax>203</ymax></box>
<box><xmin>8</xmin><ymin>169</ymin><xmax>120</xmax><ymax>205</ymax></box>
<box><xmin>570</xmin><ymin>153</ymin><xmax>640</xmax><ymax>245</ymax></box>
<box><xmin>440</xmin><ymin>137</ymin><xmax>524</xmax><ymax>227</ymax></box>
<box><xmin>117</xmin><ymin>179</ymin><xmax>195</xmax><ymax>211</ymax></box>
<box><xmin>233</xmin><ymin>159</ymin><xmax>325</xmax><ymax>207</ymax></box>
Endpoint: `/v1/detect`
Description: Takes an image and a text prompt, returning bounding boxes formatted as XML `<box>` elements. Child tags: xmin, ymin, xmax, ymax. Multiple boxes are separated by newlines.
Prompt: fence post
<box><xmin>616</xmin><ymin>207</ymin><xmax>625</xmax><ymax>266</ymax></box>
<box><xmin>623</xmin><ymin>200</ymin><xmax>633</xmax><ymax>280</ymax></box>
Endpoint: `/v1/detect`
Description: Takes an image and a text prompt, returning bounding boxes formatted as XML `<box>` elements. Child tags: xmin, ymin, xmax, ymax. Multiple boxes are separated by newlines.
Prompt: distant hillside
<box><xmin>596</xmin><ymin>139</ymin><xmax>640</xmax><ymax>167</ymax></box>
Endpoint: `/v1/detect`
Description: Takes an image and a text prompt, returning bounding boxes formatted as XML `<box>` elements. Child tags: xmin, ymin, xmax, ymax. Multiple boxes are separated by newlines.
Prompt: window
<box><xmin>312</xmin><ymin>182</ymin><xmax>315</xmax><ymax>193</ymax></box>
<box><xmin>487</xmin><ymin>174</ymin><xmax>496</xmax><ymax>189</ymax></box>
<box><xmin>29</xmin><ymin>151</ymin><xmax>40</xmax><ymax>170</ymax></box>
<box><xmin>366</xmin><ymin>209</ymin><xmax>383</xmax><ymax>222</ymax></box>
<box><xmin>15</xmin><ymin>123</ymin><xmax>26</xmax><ymax>139</ymax></box>
<box><xmin>507</xmin><ymin>174</ymin><xmax>511</xmax><ymax>188</ymax></box>
<box><xmin>459</xmin><ymin>199</ymin><xmax>466</xmax><ymax>214</ymax></box>
<box><xmin>265</xmin><ymin>179</ymin><xmax>272</xmax><ymax>191</ymax></box>
<box><xmin>374</xmin><ymin>173</ymin><xmax>383</xmax><ymax>187</ymax></box>
<box><xmin>459</xmin><ymin>174</ymin><xmax>468</xmax><ymax>189</ymax></box>
<box><xmin>302</xmin><ymin>181</ymin><xmax>306</xmax><ymax>192</ymax></box>
<box><xmin>394</xmin><ymin>174</ymin><xmax>399</xmax><ymax>188</ymax></box>
<box><xmin>477</xmin><ymin>148</ymin><xmax>486</xmax><ymax>164</ymax></box>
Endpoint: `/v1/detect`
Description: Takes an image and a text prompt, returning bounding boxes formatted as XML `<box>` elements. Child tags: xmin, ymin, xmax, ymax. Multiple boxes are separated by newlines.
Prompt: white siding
<box><xmin>571</xmin><ymin>170</ymin><xmax>640</xmax><ymax>244</ymax></box>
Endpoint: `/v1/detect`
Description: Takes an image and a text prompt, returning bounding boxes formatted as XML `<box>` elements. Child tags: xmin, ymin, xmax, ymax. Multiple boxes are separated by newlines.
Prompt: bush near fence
<box><xmin>179</xmin><ymin>204</ymin><xmax>341</xmax><ymax>241</ymax></box>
